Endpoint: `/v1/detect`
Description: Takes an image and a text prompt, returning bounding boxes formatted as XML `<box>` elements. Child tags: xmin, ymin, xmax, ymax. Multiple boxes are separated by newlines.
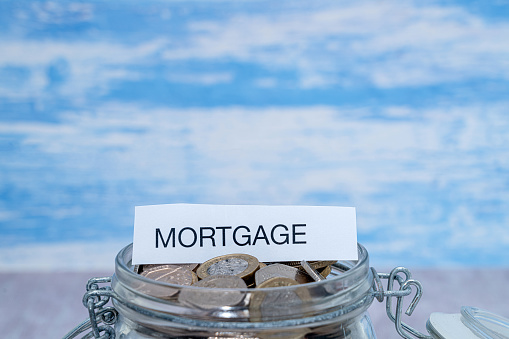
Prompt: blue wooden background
<box><xmin>1</xmin><ymin>0</ymin><xmax>509</xmax><ymax>270</ymax></box>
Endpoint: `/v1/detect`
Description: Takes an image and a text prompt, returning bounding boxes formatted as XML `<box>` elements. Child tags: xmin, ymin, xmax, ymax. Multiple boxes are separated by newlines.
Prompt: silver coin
<box><xmin>178</xmin><ymin>275</ymin><xmax>247</xmax><ymax>309</ymax></box>
<box><xmin>260</xmin><ymin>289</ymin><xmax>303</xmax><ymax>318</ymax></box>
<box><xmin>139</xmin><ymin>265</ymin><xmax>197</xmax><ymax>299</ymax></box>
<box><xmin>207</xmin><ymin>258</ymin><xmax>249</xmax><ymax>276</ymax></box>
<box><xmin>250</xmin><ymin>277</ymin><xmax>308</xmax><ymax>322</ymax></box>
<box><xmin>254</xmin><ymin>264</ymin><xmax>312</xmax><ymax>286</ymax></box>
<box><xmin>141</xmin><ymin>265</ymin><xmax>197</xmax><ymax>285</ymax></box>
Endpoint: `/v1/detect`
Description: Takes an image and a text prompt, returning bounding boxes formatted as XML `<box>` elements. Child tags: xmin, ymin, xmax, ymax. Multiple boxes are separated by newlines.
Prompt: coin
<box><xmin>318</xmin><ymin>265</ymin><xmax>332</xmax><ymax>278</ymax></box>
<box><xmin>178</xmin><ymin>275</ymin><xmax>247</xmax><ymax>309</ymax></box>
<box><xmin>139</xmin><ymin>265</ymin><xmax>197</xmax><ymax>298</ymax></box>
<box><xmin>196</xmin><ymin>254</ymin><xmax>259</xmax><ymax>282</ymax></box>
<box><xmin>256</xmin><ymin>277</ymin><xmax>311</xmax><ymax>301</ymax></box>
<box><xmin>142</xmin><ymin>263</ymin><xmax>199</xmax><ymax>274</ymax></box>
<box><xmin>300</xmin><ymin>260</ymin><xmax>325</xmax><ymax>282</ymax></box>
<box><xmin>250</xmin><ymin>277</ymin><xmax>309</xmax><ymax>322</ymax></box>
<box><xmin>271</xmin><ymin>260</ymin><xmax>337</xmax><ymax>270</ymax></box>
<box><xmin>195</xmin><ymin>274</ymin><xmax>248</xmax><ymax>289</ymax></box>
<box><xmin>255</xmin><ymin>264</ymin><xmax>312</xmax><ymax>286</ymax></box>
<box><xmin>141</xmin><ymin>265</ymin><xmax>198</xmax><ymax>284</ymax></box>
<box><xmin>256</xmin><ymin>277</ymin><xmax>299</xmax><ymax>288</ymax></box>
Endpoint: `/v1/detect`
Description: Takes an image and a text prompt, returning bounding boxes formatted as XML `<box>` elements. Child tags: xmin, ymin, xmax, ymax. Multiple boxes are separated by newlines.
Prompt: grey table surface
<box><xmin>1</xmin><ymin>269</ymin><xmax>508</xmax><ymax>339</ymax></box>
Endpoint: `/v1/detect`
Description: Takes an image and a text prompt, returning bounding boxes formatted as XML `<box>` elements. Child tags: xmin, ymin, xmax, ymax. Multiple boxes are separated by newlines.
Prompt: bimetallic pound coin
<box><xmin>208</xmin><ymin>257</ymin><xmax>248</xmax><ymax>275</ymax></box>
<box><xmin>196</xmin><ymin>254</ymin><xmax>259</xmax><ymax>282</ymax></box>
<box><xmin>255</xmin><ymin>264</ymin><xmax>312</xmax><ymax>286</ymax></box>
<box><xmin>178</xmin><ymin>275</ymin><xmax>247</xmax><ymax>309</ymax></box>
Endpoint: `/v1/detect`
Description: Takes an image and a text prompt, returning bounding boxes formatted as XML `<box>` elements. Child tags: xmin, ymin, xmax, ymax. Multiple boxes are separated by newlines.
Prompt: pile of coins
<box><xmin>134</xmin><ymin>254</ymin><xmax>337</xmax><ymax>312</ymax></box>
<box><xmin>131</xmin><ymin>255</ymin><xmax>353</xmax><ymax>338</ymax></box>
<box><xmin>135</xmin><ymin>253</ymin><xmax>335</xmax><ymax>290</ymax></box>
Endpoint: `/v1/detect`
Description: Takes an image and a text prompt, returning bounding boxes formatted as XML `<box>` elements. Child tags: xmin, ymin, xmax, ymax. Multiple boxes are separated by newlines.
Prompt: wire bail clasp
<box><xmin>63</xmin><ymin>277</ymin><xmax>118</xmax><ymax>339</ymax></box>
<box><xmin>372</xmin><ymin>267</ymin><xmax>432</xmax><ymax>339</ymax></box>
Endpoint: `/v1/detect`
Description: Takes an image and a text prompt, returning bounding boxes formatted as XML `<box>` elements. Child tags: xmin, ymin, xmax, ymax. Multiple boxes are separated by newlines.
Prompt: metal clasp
<box><xmin>371</xmin><ymin>267</ymin><xmax>432</xmax><ymax>339</ymax></box>
<box><xmin>62</xmin><ymin>277</ymin><xmax>118</xmax><ymax>339</ymax></box>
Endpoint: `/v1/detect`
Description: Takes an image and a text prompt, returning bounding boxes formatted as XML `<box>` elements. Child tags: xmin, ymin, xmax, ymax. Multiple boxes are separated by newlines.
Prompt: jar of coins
<box><xmin>65</xmin><ymin>243</ymin><xmax>434</xmax><ymax>339</ymax></box>
<box><xmin>111</xmin><ymin>243</ymin><xmax>377</xmax><ymax>338</ymax></box>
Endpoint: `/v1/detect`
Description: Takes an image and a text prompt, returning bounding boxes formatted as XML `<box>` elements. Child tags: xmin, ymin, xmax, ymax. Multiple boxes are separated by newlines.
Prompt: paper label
<box><xmin>132</xmin><ymin>204</ymin><xmax>357</xmax><ymax>264</ymax></box>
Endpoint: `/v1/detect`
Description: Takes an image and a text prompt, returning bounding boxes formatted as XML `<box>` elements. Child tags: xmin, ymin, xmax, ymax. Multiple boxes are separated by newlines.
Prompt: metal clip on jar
<box><xmin>63</xmin><ymin>243</ymin><xmax>508</xmax><ymax>339</ymax></box>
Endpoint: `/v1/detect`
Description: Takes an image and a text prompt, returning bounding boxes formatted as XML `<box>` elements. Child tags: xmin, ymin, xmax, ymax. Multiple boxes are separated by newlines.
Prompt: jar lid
<box><xmin>426</xmin><ymin>306</ymin><xmax>509</xmax><ymax>339</ymax></box>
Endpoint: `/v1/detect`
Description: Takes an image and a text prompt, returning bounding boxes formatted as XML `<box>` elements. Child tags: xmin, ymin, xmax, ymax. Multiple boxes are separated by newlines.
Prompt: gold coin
<box><xmin>318</xmin><ymin>265</ymin><xmax>332</xmax><ymax>278</ymax></box>
<box><xmin>196</xmin><ymin>253</ymin><xmax>259</xmax><ymax>282</ymax></box>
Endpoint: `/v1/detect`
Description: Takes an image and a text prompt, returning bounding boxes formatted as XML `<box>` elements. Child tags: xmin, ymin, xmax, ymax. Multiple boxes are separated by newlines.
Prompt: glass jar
<box><xmin>112</xmin><ymin>243</ymin><xmax>377</xmax><ymax>338</ymax></box>
<box><xmin>64</xmin><ymin>243</ymin><xmax>434</xmax><ymax>339</ymax></box>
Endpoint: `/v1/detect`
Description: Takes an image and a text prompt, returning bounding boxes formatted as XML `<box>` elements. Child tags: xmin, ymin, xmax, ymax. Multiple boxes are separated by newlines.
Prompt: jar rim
<box><xmin>115</xmin><ymin>242</ymin><xmax>370</xmax><ymax>292</ymax></box>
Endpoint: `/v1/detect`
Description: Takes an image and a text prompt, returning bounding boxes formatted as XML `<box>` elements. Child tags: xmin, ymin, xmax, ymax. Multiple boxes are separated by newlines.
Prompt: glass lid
<box><xmin>461</xmin><ymin>306</ymin><xmax>509</xmax><ymax>339</ymax></box>
<box><xmin>427</xmin><ymin>307</ymin><xmax>509</xmax><ymax>339</ymax></box>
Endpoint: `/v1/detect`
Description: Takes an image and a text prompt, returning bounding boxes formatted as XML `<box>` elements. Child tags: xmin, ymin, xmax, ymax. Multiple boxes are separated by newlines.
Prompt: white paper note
<box><xmin>132</xmin><ymin>204</ymin><xmax>357</xmax><ymax>264</ymax></box>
